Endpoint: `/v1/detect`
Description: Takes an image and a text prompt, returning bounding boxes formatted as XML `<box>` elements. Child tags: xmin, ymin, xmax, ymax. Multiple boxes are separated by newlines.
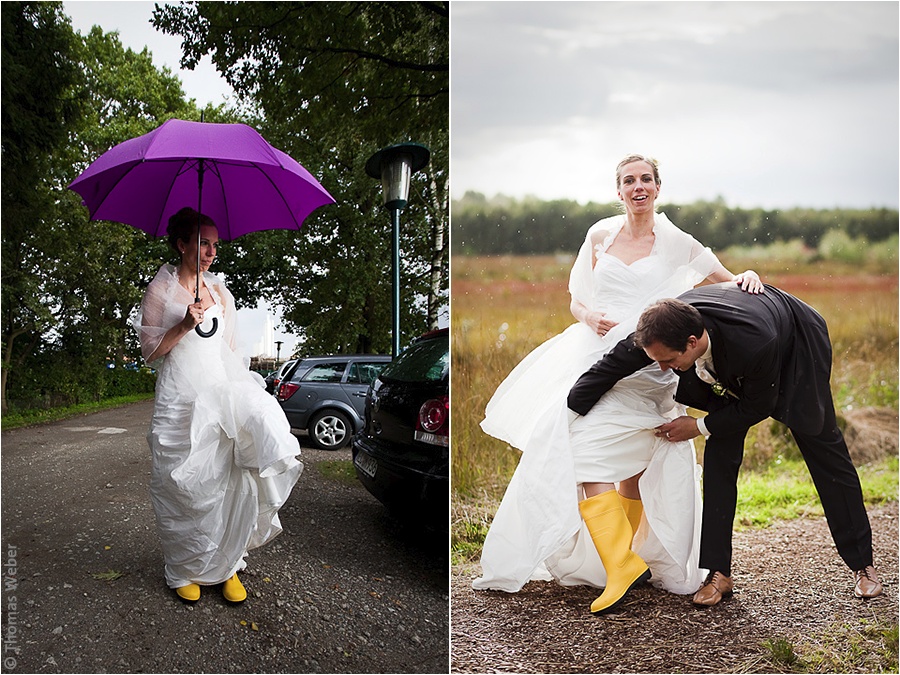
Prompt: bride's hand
<box><xmin>733</xmin><ymin>270</ymin><xmax>762</xmax><ymax>294</ymax></box>
<box><xmin>182</xmin><ymin>302</ymin><xmax>204</xmax><ymax>329</ymax></box>
<box><xmin>585</xmin><ymin>311</ymin><xmax>618</xmax><ymax>336</ymax></box>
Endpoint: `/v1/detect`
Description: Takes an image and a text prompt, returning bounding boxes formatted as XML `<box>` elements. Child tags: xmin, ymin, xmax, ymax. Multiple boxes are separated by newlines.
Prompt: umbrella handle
<box><xmin>195</xmin><ymin>318</ymin><xmax>218</xmax><ymax>338</ymax></box>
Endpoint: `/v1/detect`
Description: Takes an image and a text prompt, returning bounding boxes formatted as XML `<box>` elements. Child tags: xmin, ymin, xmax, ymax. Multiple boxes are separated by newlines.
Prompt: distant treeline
<box><xmin>452</xmin><ymin>192</ymin><xmax>899</xmax><ymax>256</ymax></box>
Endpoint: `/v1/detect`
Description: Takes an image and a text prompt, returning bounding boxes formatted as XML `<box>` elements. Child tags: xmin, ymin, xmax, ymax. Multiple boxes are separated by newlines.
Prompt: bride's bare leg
<box><xmin>618</xmin><ymin>473</ymin><xmax>643</xmax><ymax>499</ymax></box>
<box><xmin>582</xmin><ymin>482</ymin><xmax>616</xmax><ymax>498</ymax></box>
<box><xmin>617</xmin><ymin>473</ymin><xmax>645</xmax><ymax>542</ymax></box>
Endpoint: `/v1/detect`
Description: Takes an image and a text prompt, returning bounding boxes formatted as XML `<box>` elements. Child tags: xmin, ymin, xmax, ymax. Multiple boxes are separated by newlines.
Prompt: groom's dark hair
<box><xmin>634</xmin><ymin>299</ymin><xmax>704</xmax><ymax>351</ymax></box>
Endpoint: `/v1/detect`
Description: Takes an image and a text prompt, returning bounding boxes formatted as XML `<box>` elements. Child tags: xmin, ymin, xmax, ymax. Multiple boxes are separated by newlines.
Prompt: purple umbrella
<box><xmin>69</xmin><ymin>118</ymin><xmax>335</xmax><ymax>337</ymax></box>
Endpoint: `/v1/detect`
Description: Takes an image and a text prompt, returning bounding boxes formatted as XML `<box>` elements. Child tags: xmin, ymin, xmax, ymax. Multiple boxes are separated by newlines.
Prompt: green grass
<box><xmin>316</xmin><ymin>459</ymin><xmax>358</xmax><ymax>486</ymax></box>
<box><xmin>760</xmin><ymin>638</ymin><xmax>801</xmax><ymax>668</ymax></box>
<box><xmin>735</xmin><ymin>455</ymin><xmax>897</xmax><ymax>528</ymax></box>
<box><xmin>754</xmin><ymin>617</ymin><xmax>899</xmax><ymax>673</ymax></box>
<box><xmin>451</xmin><ymin>518</ymin><xmax>491</xmax><ymax>566</ymax></box>
<box><xmin>1</xmin><ymin>393</ymin><xmax>156</xmax><ymax>430</ymax></box>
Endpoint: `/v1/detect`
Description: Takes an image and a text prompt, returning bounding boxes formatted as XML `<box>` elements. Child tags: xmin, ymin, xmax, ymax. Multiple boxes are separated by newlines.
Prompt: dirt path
<box><xmin>451</xmin><ymin>501</ymin><xmax>898</xmax><ymax>673</ymax></box>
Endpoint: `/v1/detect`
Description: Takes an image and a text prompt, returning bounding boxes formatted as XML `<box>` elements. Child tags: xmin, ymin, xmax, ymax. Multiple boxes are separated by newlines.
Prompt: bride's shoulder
<box><xmin>204</xmin><ymin>272</ymin><xmax>232</xmax><ymax>303</ymax></box>
<box><xmin>147</xmin><ymin>264</ymin><xmax>176</xmax><ymax>290</ymax></box>
<box><xmin>586</xmin><ymin>214</ymin><xmax>623</xmax><ymax>249</ymax></box>
<box><xmin>589</xmin><ymin>228</ymin><xmax>610</xmax><ymax>248</ymax></box>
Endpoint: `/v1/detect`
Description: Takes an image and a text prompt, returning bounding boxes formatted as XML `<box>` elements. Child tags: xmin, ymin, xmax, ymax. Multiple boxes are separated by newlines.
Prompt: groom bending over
<box><xmin>567</xmin><ymin>282</ymin><xmax>882</xmax><ymax>606</ymax></box>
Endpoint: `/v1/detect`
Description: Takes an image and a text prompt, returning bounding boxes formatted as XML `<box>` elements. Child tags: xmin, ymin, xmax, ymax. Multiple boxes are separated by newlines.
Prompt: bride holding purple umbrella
<box><xmin>70</xmin><ymin>119</ymin><xmax>335</xmax><ymax>602</ymax></box>
<box><xmin>135</xmin><ymin>206</ymin><xmax>304</xmax><ymax>602</ymax></box>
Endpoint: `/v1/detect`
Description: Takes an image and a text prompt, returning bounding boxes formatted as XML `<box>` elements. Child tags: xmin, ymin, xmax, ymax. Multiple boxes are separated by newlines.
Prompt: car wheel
<box><xmin>309</xmin><ymin>410</ymin><xmax>353</xmax><ymax>450</ymax></box>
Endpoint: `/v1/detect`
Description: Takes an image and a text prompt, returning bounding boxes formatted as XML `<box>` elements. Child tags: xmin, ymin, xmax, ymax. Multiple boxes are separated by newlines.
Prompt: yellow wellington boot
<box><xmin>175</xmin><ymin>583</ymin><xmax>201</xmax><ymax>602</ymax></box>
<box><xmin>619</xmin><ymin>494</ymin><xmax>644</xmax><ymax>547</ymax></box>
<box><xmin>222</xmin><ymin>573</ymin><xmax>247</xmax><ymax>603</ymax></box>
<box><xmin>579</xmin><ymin>490</ymin><xmax>651</xmax><ymax>615</ymax></box>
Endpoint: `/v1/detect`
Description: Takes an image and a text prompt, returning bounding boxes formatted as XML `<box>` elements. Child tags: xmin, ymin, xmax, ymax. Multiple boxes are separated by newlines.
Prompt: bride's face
<box><xmin>180</xmin><ymin>224</ymin><xmax>220</xmax><ymax>273</ymax></box>
<box><xmin>617</xmin><ymin>161</ymin><xmax>660</xmax><ymax>214</ymax></box>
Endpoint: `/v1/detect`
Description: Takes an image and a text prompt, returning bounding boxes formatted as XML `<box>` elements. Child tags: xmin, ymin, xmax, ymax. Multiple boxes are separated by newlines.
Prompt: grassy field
<box><xmin>451</xmin><ymin>254</ymin><xmax>898</xmax><ymax>558</ymax></box>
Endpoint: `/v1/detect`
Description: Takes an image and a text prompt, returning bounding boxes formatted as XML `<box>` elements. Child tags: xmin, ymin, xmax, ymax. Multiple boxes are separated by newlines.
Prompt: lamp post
<box><xmin>365</xmin><ymin>143</ymin><xmax>430</xmax><ymax>357</ymax></box>
<box><xmin>274</xmin><ymin>340</ymin><xmax>283</xmax><ymax>365</ymax></box>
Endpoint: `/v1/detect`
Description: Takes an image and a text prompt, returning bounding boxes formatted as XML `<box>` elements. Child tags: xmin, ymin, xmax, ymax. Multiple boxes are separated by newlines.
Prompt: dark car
<box><xmin>276</xmin><ymin>354</ymin><xmax>391</xmax><ymax>450</ymax></box>
<box><xmin>265</xmin><ymin>359</ymin><xmax>297</xmax><ymax>395</ymax></box>
<box><xmin>351</xmin><ymin>329</ymin><xmax>449</xmax><ymax>526</ymax></box>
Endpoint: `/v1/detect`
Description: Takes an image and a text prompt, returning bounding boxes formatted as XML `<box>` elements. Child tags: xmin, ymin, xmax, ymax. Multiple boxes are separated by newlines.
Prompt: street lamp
<box><xmin>365</xmin><ymin>143</ymin><xmax>430</xmax><ymax>357</ymax></box>
<box><xmin>274</xmin><ymin>340</ymin><xmax>283</xmax><ymax>365</ymax></box>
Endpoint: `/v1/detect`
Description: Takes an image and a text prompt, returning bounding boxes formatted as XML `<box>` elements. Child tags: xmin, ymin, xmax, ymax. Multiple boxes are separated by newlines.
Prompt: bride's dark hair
<box><xmin>166</xmin><ymin>207</ymin><xmax>217</xmax><ymax>254</ymax></box>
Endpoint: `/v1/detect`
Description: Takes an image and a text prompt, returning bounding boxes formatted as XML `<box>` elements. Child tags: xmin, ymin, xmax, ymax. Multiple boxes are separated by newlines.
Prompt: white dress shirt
<box><xmin>694</xmin><ymin>339</ymin><xmax>715</xmax><ymax>437</ymax></box>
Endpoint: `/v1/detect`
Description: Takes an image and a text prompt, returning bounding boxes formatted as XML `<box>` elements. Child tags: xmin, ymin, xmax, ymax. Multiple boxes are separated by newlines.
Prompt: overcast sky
<box><xmin>451</xmin><ymin>1</ymin><xmax>899</xmax><ymax>209</ymax></box>
<box><xmin>64</xmin><ymin>1</ymin><xmax>233</xmax><ymax>107</ymax></box>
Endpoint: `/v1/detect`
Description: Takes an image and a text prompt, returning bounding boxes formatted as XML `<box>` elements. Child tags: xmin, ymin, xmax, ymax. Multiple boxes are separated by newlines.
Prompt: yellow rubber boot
<box><xmin>175</xmin><ymin>583</ymin><xmax>201</xmax><ymax>602</ymax></box>
<box><xmin>619</xmin><ymin>494</ymin><xmax>644</xmax><ymax>547</ymax></box>
<box><xmin>222</xmin><ymin>573</ymin><xmax>247</xmax><ymax>603</ymax></box>
<box><xmin>579</xmin><ymin>490</ymin><xmax>651</xmax><ymax>615</ymax></box>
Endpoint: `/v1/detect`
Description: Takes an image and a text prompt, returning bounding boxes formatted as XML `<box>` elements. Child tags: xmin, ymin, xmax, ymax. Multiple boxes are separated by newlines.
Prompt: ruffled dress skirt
<box><xmin>474</xmin><ymin>256</ymin><xmax>706</xmax><ymax>595</ymax></box>
<box><xmin>148</xmin><ymin>306</ymin><xmax>303</xmax><ymax>589</ymax></box>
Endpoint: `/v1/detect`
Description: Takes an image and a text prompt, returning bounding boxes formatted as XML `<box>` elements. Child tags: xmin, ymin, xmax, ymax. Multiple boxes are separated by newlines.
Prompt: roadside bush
<box><xmin>103</xmin><ymin>366</ymin><xmax>157</xmax><ymax>398</ymax></box>
<box><xmin>5</xmin><ymin>347</ymin><xmax>156</xmax><ymax>413</ymax></box>
<box><xmin>818</xmin><ymin>229</ymin><xmax>868</xmax><ymax>265</ymax></box>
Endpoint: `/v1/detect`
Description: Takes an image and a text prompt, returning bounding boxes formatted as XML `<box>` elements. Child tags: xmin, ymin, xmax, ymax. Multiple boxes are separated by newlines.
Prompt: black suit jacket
<box><xmin>567</xmin><ymin>283</ymin><xmax>833</xmax><ymax>436</ymax></box>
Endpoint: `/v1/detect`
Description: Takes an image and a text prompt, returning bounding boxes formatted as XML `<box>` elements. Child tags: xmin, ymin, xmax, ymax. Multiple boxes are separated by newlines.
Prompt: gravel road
<box><xmin>452</xmin><ymin>502</ymin><xmax>898</xmax><ymax>673</ymax></box>
<box><xmin>0</xmin><ymin>400</ymin><xmax>449</xmax><ymax>674</ymax></box>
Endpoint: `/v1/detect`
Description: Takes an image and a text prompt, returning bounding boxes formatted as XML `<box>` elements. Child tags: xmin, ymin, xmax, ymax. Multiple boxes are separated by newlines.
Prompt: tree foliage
<box><xmin>452</xmin><ymin>191</ymin><xmax>899</xmax><ymax>257</ymax></box>
<box><xmin>2</xmin><ymin>1</ymin><xmax>86</xmax><ymax>413</ymax></box>
<box><xmin>2</xmin><ymin>1</ymin><xmax>449</xmax><ymax>414</ymax></box>
<box><xmin>152</xmin><ymin>1</ymin><xmax>450</xmax><ymax>355</ymax></box>
<box><xmin>1</xmin><ymin>6</ymin><xmax>204</xmax><ymax>413</ymax></box>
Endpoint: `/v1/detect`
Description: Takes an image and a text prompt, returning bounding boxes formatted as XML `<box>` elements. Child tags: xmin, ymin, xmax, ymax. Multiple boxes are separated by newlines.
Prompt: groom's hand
<box><xmin>655</xmin><ymin>416</ymin><xmax>701</xmax><ymax>442</ymax></box>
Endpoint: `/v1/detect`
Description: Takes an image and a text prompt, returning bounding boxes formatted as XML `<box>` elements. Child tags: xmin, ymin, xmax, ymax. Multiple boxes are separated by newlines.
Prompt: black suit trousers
<box><xmin>699</xmin><ymin>399</ymin><xmax>873</xmax><ymax>575</ymax></box>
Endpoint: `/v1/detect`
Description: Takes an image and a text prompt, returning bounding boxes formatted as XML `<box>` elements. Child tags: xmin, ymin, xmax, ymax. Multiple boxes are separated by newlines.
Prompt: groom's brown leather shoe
<box><xmin>854</xmin><ymin>566</ymin><xmax>883</xmax><ymax>598</ymax></box>
<box><xmin>692</xmin><ymin>571</ymin><xmax>733</xmax><ymax>607</ymax></box>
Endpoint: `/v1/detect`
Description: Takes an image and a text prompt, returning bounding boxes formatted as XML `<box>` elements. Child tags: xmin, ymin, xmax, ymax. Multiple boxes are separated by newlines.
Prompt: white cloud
<box><xmin>451</xmin><ymin>1</ymin><xmax>899</xmax><ymax>209</ymax></box>
<box><xmin>63</xmin><ymin>1</ymin><xmax>234</xmax><ymax>107</ymax></box>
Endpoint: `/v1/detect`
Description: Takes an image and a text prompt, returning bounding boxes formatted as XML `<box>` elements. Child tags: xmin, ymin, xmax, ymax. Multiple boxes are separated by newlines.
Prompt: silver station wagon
<box><xmin>275</xmin><ymin>354</ymin><xmax>392</xmax><ymax>450</ymax></box>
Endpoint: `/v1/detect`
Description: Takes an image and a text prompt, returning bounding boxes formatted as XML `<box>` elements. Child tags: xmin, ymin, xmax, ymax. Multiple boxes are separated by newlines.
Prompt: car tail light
<box><xmin>277</xmin><ymin>382</ymin><xmax>299</xmax><ymax>401</ymax></box>
<box><xmin>415</xmin><ymin>396</ymin><xmax>448</xmax><ymax>446</ymax></box>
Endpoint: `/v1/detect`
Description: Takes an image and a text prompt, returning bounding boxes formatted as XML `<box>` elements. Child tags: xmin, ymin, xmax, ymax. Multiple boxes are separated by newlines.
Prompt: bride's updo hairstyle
<box><xmin>166</xmin><ymin>207</ymin><xmax>217</xmax><ymax>255</ymax></box>
<box><xmin>615</xmin><ymin>153</ymin><xmax>661</xmax><ymax>189</ymax></box>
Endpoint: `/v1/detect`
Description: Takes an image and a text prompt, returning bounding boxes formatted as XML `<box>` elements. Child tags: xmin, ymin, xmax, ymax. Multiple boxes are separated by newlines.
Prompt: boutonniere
<box><xmin>711</xmin><ymin>381</ymin><xmax>728</xmax><ymax>397</ymax></box>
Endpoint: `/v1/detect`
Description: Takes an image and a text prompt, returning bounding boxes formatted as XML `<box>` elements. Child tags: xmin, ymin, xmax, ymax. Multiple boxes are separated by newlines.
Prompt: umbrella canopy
<box><xmin>69</xmin><ymin>118</ymin><xmax>335</xmax><ymax>337</ymax></box>
<box><xmin>68</xmin><ymin>118</ymin><xmax>335</xmax><ymax>240</ymax></box>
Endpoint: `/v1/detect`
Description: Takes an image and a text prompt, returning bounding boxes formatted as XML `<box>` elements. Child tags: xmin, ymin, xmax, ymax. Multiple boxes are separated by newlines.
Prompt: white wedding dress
<box><xmin>474</xmin><ymin>213</ymin><xmax>717</xmax><ymax>595</ymax></box>
<box><xmin>135</xmin><ymin>264</ymin><xmax>303</xmax><ymax>589</ymax></box>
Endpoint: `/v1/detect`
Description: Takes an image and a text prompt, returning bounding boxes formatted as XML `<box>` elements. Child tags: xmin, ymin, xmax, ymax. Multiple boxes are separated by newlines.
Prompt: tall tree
<box><xmin>1</xmin><ymin>9</ymin><xmax>207</xmax><ymax>412</ymax></box>
<box><xmin>152</xmin><ymin>1</ymin><xmax>449</xmax><ymax>354</ymax></box>
<box><xmin>1</xmin><ymin>1</ymin><xmax>84</xmax><ymax>413</ymax></box>
<box><xmin>52</xmin><ymin>27</ymin><xmax>198</xmax><ymax>371</ymax></box>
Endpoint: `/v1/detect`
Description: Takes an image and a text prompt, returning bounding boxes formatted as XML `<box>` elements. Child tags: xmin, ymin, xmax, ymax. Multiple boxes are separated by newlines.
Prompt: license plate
<box><xmin>354</xmin><ymin>451</ymin><xmax>378</xmax><ymax>479</ymax></box>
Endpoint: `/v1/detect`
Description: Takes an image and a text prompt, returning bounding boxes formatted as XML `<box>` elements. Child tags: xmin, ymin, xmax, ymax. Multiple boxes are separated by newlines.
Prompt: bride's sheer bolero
<box><xmin>480</xmin><ymin>212</ymin><xmax>720</xmax><ymax>453</ymax></box>
<box><xmin>133</xmin><ymin>264</ymin><xmax>237</xmax><ymax>368</ymax></box>
<box><xmin>568</xmin><ymin>212</ymin><xmax>719</xmax><ymax>317</ymax></box>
